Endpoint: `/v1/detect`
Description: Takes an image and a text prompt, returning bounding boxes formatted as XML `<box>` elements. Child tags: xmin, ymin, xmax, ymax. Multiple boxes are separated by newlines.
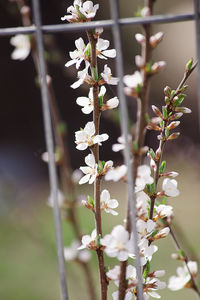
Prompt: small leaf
<box><xmin>186</xmin><ymin>58</ymin><xmax>193</xmax><ymax>71</ymax></box>
<box><xmin>93</xmin><ymin>66</ymin><xmax>98</xmax><ymax>81</ymax></box>
<box><xmin>178</xmin><ymin>249</ymin><xmax>186</xmax><ymax>259</ymax></box>
<box><xmin>87</xmin><ymin>195</ymin><xmax>94</xmax><ymax>207</ymax></box>
<box><xmin>159</xmin><ymin>161</ymin><xmax>166</xmax><ymax>174</ymax></box>
<box><xmin>162</xmin><ymin>106</ymin><xmax>168</xmax><ymax>119</ymax></box>
<box><xmin>149</xmin><ymin>148</ymin><xmax>155</xmax><ymax>159</ymax></box>
<box><xmin>165</xmin><ymin>127</ymin><xmax>170</xmax><ymax>139</ymax></box>
<box><xmin>143</xmin><ymin>260</ymin><xmax>150</xmax><ymax>280</ymax></box>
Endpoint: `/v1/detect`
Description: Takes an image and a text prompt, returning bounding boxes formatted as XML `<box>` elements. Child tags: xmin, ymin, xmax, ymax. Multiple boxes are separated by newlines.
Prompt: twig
<box><xmin>87</xmin><ymin>29</ymin><xmax>108</xmax><ymax>300</ymax></box>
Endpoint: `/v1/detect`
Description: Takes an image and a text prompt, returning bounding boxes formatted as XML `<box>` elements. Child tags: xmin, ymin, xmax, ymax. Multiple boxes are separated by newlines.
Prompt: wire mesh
<box><xmin>2</xmin><ymin>0</ymin><xmax>200</xmax><ymax>299</ymax></box>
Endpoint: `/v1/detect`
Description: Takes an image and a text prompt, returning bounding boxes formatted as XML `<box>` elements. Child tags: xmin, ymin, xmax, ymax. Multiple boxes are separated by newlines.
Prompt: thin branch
<box><xmin>87</xmin><ymin>29</ymin><xmax>108</xmax><ymax>300</ymax></box>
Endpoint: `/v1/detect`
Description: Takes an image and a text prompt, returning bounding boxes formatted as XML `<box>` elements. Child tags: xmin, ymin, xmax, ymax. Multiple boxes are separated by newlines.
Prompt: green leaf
<box><xmin>150</xmin><ymin>229</ymin><xmax>159</xmax><ymax>238</ymax></box>
<box><xmin>170</xmin><ymin>90</ymin><xmax>176</xmax><ymax>99</ymax></box>
<box><xmin>161</xmin><ymin>196</ymin><xmax>167</xmax><ymax>204</ymax></box>
<box><xmin>98</xmin><ymin>161</ymin><xmax>104</xmax><ymax>172</ymax></box>
<box><xmin>143</xmin><ymin>260</ymin><xmax>150</xmax><ymax>280</ymax></box>
<box><xmin>93</xmin><ymin>66</ymin><xmax>98</xmax><ymax>81</ymax></box>
<box><xmin>147</xmin><ymin>182</ymin><xmax>156</xmax><ymax>195</ymax></box>
<box><xmin>149</xmin><ymin>148</ymin><xmax>155</xmax><ymax>159</ymax></box>
<box><xmin>146</xmin><ymin>61</ymin><xmax>152</xmax><ymax>73</ymax></box>
<box><xmin>145</xmin><ymin>113</ymin><xmax>150</xmax><ymax>124</ymax></box>
<box><xmin>87</xmin><ymin>195</ymin><xmax>94</xmax><ymax>207</ymax></box>
<box><xmin>76</xmin><ymin>5</ymin><xmax>86</xmax><ymax>20</ymax></box>
<box><xmin>133</xmin><ymin>141</ymin><xmax>139</xmax><ymax>151</ymax></box>
<box><xmin>57</xmin><ymin>122</ymin><xmax>67</xmax><ymax>135</ymax></box>
<box><xmin>99</xmin><ymin>95</ymin><xmax>104</xmax><ymax>107</ymax></box>
<box><xmin>178</xmin><ymin>249</ymin><xmax>186</xmax><ymax>258</ymax></box>
<box><xmin>162</xmin><ymin>106</ymin><xmax>168</xmax><ymax>119</ymax></box>
<box><xmin>165</xmin><ymin>127</ymin><xmax>170</xmax><ymax>139</ymax></box>
<box><xmin>174</xmin><ymin>94</ymin><xmax>185</xmax><ymax>107</ymax></box>
<box><xmin>159</xmin><ymin>161</ymin><xmax>166</xmax><ymax>174</ymax></box>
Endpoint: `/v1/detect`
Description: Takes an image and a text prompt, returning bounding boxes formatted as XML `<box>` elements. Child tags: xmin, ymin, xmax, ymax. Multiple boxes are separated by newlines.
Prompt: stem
<box><xmin>118</xmin><ymin>2</ymin><xmax>154</xmax><ymax>299</ymax></box>
<box><xmin>87</xmin><ymin>29</ymin><xmax>108</xmax><ymax>300</ymax></box>
<box><xmin>17</xmin><ymin>3</ymin><xmax>97</xmax><ymax>299</ymax></box>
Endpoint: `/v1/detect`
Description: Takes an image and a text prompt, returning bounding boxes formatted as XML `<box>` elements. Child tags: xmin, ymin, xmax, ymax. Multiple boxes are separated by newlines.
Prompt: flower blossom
<box><xmin>101</xmin><ymin>225</ymin><xmax>132</xmax><ymax>261</ymax></box>
<box><xmin>61</xmin><ymin>0</ymin><xmax>99</xmax><ymax>22</ymax></box>
<box><xmin>76</xmin><ymin>85</ymin><xmax>119</xmax><ymax>114</ymax></box>
<box><xmin>112</xmin><ymin>135</ymin><xmax>132</xmax><ymax>152</ymax></box>
<box><xmin>79</xmin><ymin>153</ymin><xmax>97</xmax><ymax>184</ymax></box>
<box><xmin>105</xmin><ymin>165</ymin><xmax>127</xmax><ymax>182</ymax></box>
<box><xmin>155</xmin><ymin>204</ymin><xmax>173</xmax><ymax>219</ymax></box>
<box><xmin>64</xmin><ymin>240</ymin><xmax>91</xmax><ymax>262</ymax></box>
<box><xmin>96</xmin><ymin>38</ymin><xmax>116</xmax><ymax>59</ymax></box>
<box><xmin>75</xmin><ymin>121</ymin><xmax>108</xmax><ymax>150</ymax></box>
<box><xmin>100</xmin><ymin>189</ymin><xmax>119</xmax><ymax>215</ymax></box>
<box><xmin>168</xmin><ymin>261</ymin><xmax>198</xmax><ymax>291</ymax></box>
<box><xmin>137</xmin><ymin>219</ymin><xmax>156</xmax><ymax>239</ymax></box>
<box><xmin>162</xmin><ymin>178</ymin><xmax>180</xmax><ymax>197</ymax></box>
<box><xmin>136</xmin><ymin>191</ymin><xmax>150</xmax><ymax>218</ymax></box>
<box><xmin>138</xmin><ymin>238</ymin><xmax>158</xmax><ymax>266</ymax></box>
<box><xmin>10</xmin><ymin>34</ymin><xmax>31</xmax><ymax>61</ymax></box>
<box><xmin>145</xmin><ymin>277</ymin><xmax>166</xmax><ymax>299</ymax></box>
<box><xmin>123</xmin><ymin>71</ymin><xmax>143</xmax><ymax>96</ymax></box>
<box><xmin>78</xmin><ymin>229</ymin><xmax>97</xmax><ymax>250</ymax></box>
<box><xmin>135</xmin><ymin>165</ymin><xmax>154</xmax><ymax>192</ymax></box>
<box><xmin>65</xmin><ymin>37</ymin><xmax>88</xmax><ymax>69</ymax></box>
<box><xmin>70</xmin><ymin>62</ymin><xmax>90</xmax><ymax>89</ymax></box>
<box><xmin>101</xmin><ymin>65</ymin><xmax>119</xmax><ymax>85</ymax></box>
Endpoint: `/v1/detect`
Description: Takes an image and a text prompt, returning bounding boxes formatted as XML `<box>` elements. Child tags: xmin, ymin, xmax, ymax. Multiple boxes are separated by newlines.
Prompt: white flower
<box><xmin>47</xmin><ymin>189</ymin><xmax>65</xmax><ymax>207</ymax></box>
<box><xmin>138</xmin><ymin>238</ymin><xmax>158</xmax><ymax>265</ymax></box>
<box><xmin>112</xmin><ymin>135</ymin><xmax>132</xmax><ymax>152</ymax></box>
<box><xmin>65</xmin><ymin>37</ymin><xmax>87</xmax><ymax>69</ymax></box>
<box><xmin>64</xmin><ymin>240</ymin><xmax>91</xmax><ymax>262</ymax></box>
<box><xmin>101</xmin><ymin>225</ymin><xmax>131</xmax><ymax>261</ymax></box>
<box><xmin>10</xmin><ymin>34</ymin><xmax>31</xmax><ymax>60</ymax></box>
<box><xmin>135</xmin><ymin>165</ymin><xmax>154</xmax><ymax>192</ymax></box>
<box><xmin>162</xmin><ymin>178</ymin><xmax>180</xmax><ymax>197</ymax></box>
<box><xmin>79</xmin><ymin>1</ymin><xmax>99</xmax><ymax>19</ymax></box>
<box><xmin>61</xmin><ymin>0</ymin><xmax>99</xmax><ymax>22</ymax></box>
<box><xmin>106</xmin><ymin>265</ymin><xmax>120</xmax><ymax>282</ymax></box>
<box><xmin>75</xmin><ymin>121</ymin><xmax>109</xmax><ymax>150</ymax></box>
<box><xmin>168</xmin><ymin>261</ymin><xmax>197</xmax><ymax>291</ymax></box>
<box><xmin>123</xmin><ymin>71</ymin><xmax>143</xmax><ymax>89</ymax></box>
<box><xmin>112</xmin><ymin>291</ymin><xmax>132</xmax><ymax>300</ymax></box>
<box><xmin>101</xmin><ymin>65</ymin><xmax>119</xmax><ymax>85</ymax></box>
<box><xmin>72</xmin><ymin>169</ymin><xmax>83</xmax><ymax>183</ymax></box>
<box><xmin>154</xmin><ymin>227</ymin><xmax>170</xmax><ymax>239</ymax></box>
<box><xmin>76</xmin><ymin>85</ymin><xmax>106</xmax><ymax>114</ymax></box>
<box><xmin>187</xmin><ymin>261</ymin><xmax>198</xmax><ymax>275</ymax></box>
<box><xmin>70</xmin><ymin>62</ymin><xmax>90</xmax><ymax>89</ymax></box>
<box><xmin>105</xmin><ymin>165</ymin><xmax>127</xmax><ymax>182</ymax></box>
<box><xmin>137</xmin><ymin>219</ymin><xmax>156</xmax><ymax>239</ymax></box>
<box><xmin>104</xmin><ymin>97</ymin><xmax>119</xmax><ymax>110</ymax></box>
<box><xmin>100</xmin><ymin>189</ymin><xmax>119</xmax><ymax>215</ymax></box>
<box><xmin>145</xmin><ymin>277</ymin><xmax>166</xmax><ymax>299</ymax></box>
<box><xmin>136</xmin><ymin>191</ymin><xmax>150</xmax><ymax>218</ymax></box>
<box><xmin>78</xmin><ymin>229</ymin><xmax>97</xmax><ymax>250</ymax></box>
<box><xmin>96</xmin><ymin>38</ymin><xmax>116</xmax><ymax>59</ymax></box>
<box><xmin>79</xmin><ymin>154</ymin><xmax>97</xmax><ymax>184</ymax></box>
<box><xmin>155</xmin><ymin>204</ymin><xmax>173</xmax><ymax>218</ymax></box>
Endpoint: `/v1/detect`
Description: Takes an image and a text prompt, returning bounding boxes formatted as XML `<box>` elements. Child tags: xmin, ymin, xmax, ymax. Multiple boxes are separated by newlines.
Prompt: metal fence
<box><xmin>1</xmin><ymin>0</ymin><xmax>200</xmax><ymax>299</ymax></box>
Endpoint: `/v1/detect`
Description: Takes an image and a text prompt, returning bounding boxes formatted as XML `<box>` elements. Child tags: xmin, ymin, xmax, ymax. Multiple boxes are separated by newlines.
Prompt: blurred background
<box><xmin>0</xmin><ymin>0</ymin><xmax>200</xmax><ymax>299</ymax></box>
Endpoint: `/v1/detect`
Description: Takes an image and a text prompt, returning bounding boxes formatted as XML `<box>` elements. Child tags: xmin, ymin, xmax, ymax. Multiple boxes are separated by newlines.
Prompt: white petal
<box><xmin>79</xmin><ymin>174</ymin><xmax>90</xmax><ymax>184</ymax></box>
<box><xmin>84</xmin><ymin>121</ymin><xmax>95</xmax><ymax>136</ymax></box>
<box><xmin>76</xmin><ymin>143</ymin><xmax>88</xmax><ymax>150</ymax></box>
<box><xmin>108</xmin><ymin>199</ymin><xmax>119</xmax><ymax>209</ymax></box>
<box><xmin>102</xmin><ymin>49</ymin><xmax>116</xmax><ymax>58</ymax></box>
<box><xmin>100</xmin><ymin>189</ymin><xmax>110</xmax><ymax>202</ymax></box>
<box><xmin>76</xmin><ymin>97</ymin><xmax>90</xmax><ymax>107</ymax></box>
<box><xmin>85</xmin><ymin>153</ymin><xmax>95</xmax><ymax>167</ymax></box>
<box><xmin>82</xmin><ymin>105</ymin><xmax>93</xmax><ymax>114</ymax></box>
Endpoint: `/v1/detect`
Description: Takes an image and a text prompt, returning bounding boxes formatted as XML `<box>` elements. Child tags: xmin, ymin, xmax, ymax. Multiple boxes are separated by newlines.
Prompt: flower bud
<box><xmin>135</xmin><ymin>33</ymin><xmax>146</xmax><ymax>45</ymax></box>
<box><xmin>151</xmin><ymin>61</ymin><xmax>166</xmax><ymax>73</ymax></box>
<box><xmin>150</xmin><ymin>32</ymin><xmax>164</xmax><ymax>48</ymax></box>
<box><xmin>153</xmin><ymin>227</ymin><xmax>170</xmax><ymax>240</ymax></box>
<box><xmin>169</xmin><ymin>112</ymin><xmax>183</xmax><ymax>120</ymax></box>
<box><xmin>141</xmin><ymin>6</ymin><xmax>151</xmax><ymax>17</ymax></box>
<box><xmin>152</xmin><ymin>105</ymin><xmax>163</xmax><ymax>118</ymax></box>
<box><xmin>164</xmin><ymin>86</ymin><xmax>171</xmax><ymax>97</ymax></box>
<box><xmin>171</xmin><ymin>253</ymin><xmax>179</xmax><ymax>260</ymax></box>
<box><xmin>175</xmin><ymin>107</ymin><xmax>192</xmax><ymax>113</ymax></box>
<box><xmin>135</xmin><ymin>55</ymin><xmax>145</xmax><ymax>68</ymax></box>
<box><xmin>167</xmin><ymin>121</ymin><xmax>180</xmax><ymax>130</ymax></box>
<box><xmin>167</xmin><ymin>132</ymin><xmax>180</xmax><ymax>140</ymax></box>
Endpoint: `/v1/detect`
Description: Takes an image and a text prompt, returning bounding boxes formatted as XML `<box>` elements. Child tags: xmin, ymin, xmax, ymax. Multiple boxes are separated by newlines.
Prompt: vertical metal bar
<box><xmin>31</xmin><ymin>0</ymin><xmax>68</xmax><ymax>299</ymax></box>
<box><xmin>193</xmin><ymin>0</ymin><xmax>200</xmax><ymax>134</ymax></box>
<box><xmin>109</xmin><ymin>0</ymin><xmax>144</xmax><ymax>299</ymax></box>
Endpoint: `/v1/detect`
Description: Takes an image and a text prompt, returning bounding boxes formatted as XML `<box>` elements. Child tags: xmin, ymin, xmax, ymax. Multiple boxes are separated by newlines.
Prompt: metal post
<box><xmin>31</xmin><ymin>0</ymin><xmax>68</xmax><ymax>299</ymax></box>
<box><xmin>193</xmin><ymin>0</ymin><xmax>200</xmax><ymax>134</ymax></box>
<box><xmin>109</xmin><ymin>0</ymin><xmax>144</xmax><ymax>299</ymax></box>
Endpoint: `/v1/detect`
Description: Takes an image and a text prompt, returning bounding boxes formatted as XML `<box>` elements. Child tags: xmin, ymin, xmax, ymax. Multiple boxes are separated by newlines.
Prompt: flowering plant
<box><xmin>9</xmin><ymin>0</ymin><xmax>199</xmax><ymax>299</ymax></box>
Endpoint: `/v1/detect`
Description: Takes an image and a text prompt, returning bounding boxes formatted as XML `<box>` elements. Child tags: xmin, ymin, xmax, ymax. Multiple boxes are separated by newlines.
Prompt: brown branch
<box><xmin>118</xmin><ymin>1</ymin><xmax>155</xmax><ymax>299</ymax></box>
<box><xmin>87</xmin><ymin>29</ymin><xmax>108</xmax><ymax>300</ymax></box>
<box><xmin>16</xmin><ymin>2</ymin><xmax>97</xmax><ymax>299</ymax></box>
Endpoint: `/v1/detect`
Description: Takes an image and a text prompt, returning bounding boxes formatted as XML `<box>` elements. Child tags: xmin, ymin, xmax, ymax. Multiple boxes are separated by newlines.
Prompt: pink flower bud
<box><xmin>150</xmin><ymin>32</ymin><xmax>164</xmax><ymax>47</ymax></box>
<box><xmin>135</xmin><ymin>55</ymin><xmax>145</xmax><ymax>68</ymax></box>
<box><xmin>141</xmin><ymin>6</ymin><xmax>151</xmax><ymax>17</ymax></box>
<box><xmin>175</xmin><ymin>107</ymin><xmax>192</xmax><ymax>113</ymax></box>
<box><xmin>167</xmin><ymin>121</ymin><xmax>180</xmax><ymax>130</ymax></box>
<box><xmin>135</xmin><ymin>33</ymin><xmax>146</xmax><ymax>45</ymax></box>
<box><xmin>151</xmin><ymin>61</ymin><xmax>166</xmax><ymax>73</ymax></box>
<box><xmin>168</xmin><ymin>132</ymin><xmax>180</xmax><ymax>140</ymax></box>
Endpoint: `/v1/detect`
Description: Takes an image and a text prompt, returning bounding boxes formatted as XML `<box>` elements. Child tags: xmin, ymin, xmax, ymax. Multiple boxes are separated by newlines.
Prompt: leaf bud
<box><xmin>168</xmin><ymin>132</ymin><xmax>180</xmax><ymax>140</ymax></box>
<box><xmin>164</xmin><ymin>86</ymin><xmax>171</xmax><ymax>97</ymax></box>
<box><xmin>186</xmin><ymin>58</ymin><xmax>193</xmax><ymax>71</ymax></box>
<box><xmin>174</xmin><ymin>107</ymin><xmax>191</xmax><ymax>113</ymax></box>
